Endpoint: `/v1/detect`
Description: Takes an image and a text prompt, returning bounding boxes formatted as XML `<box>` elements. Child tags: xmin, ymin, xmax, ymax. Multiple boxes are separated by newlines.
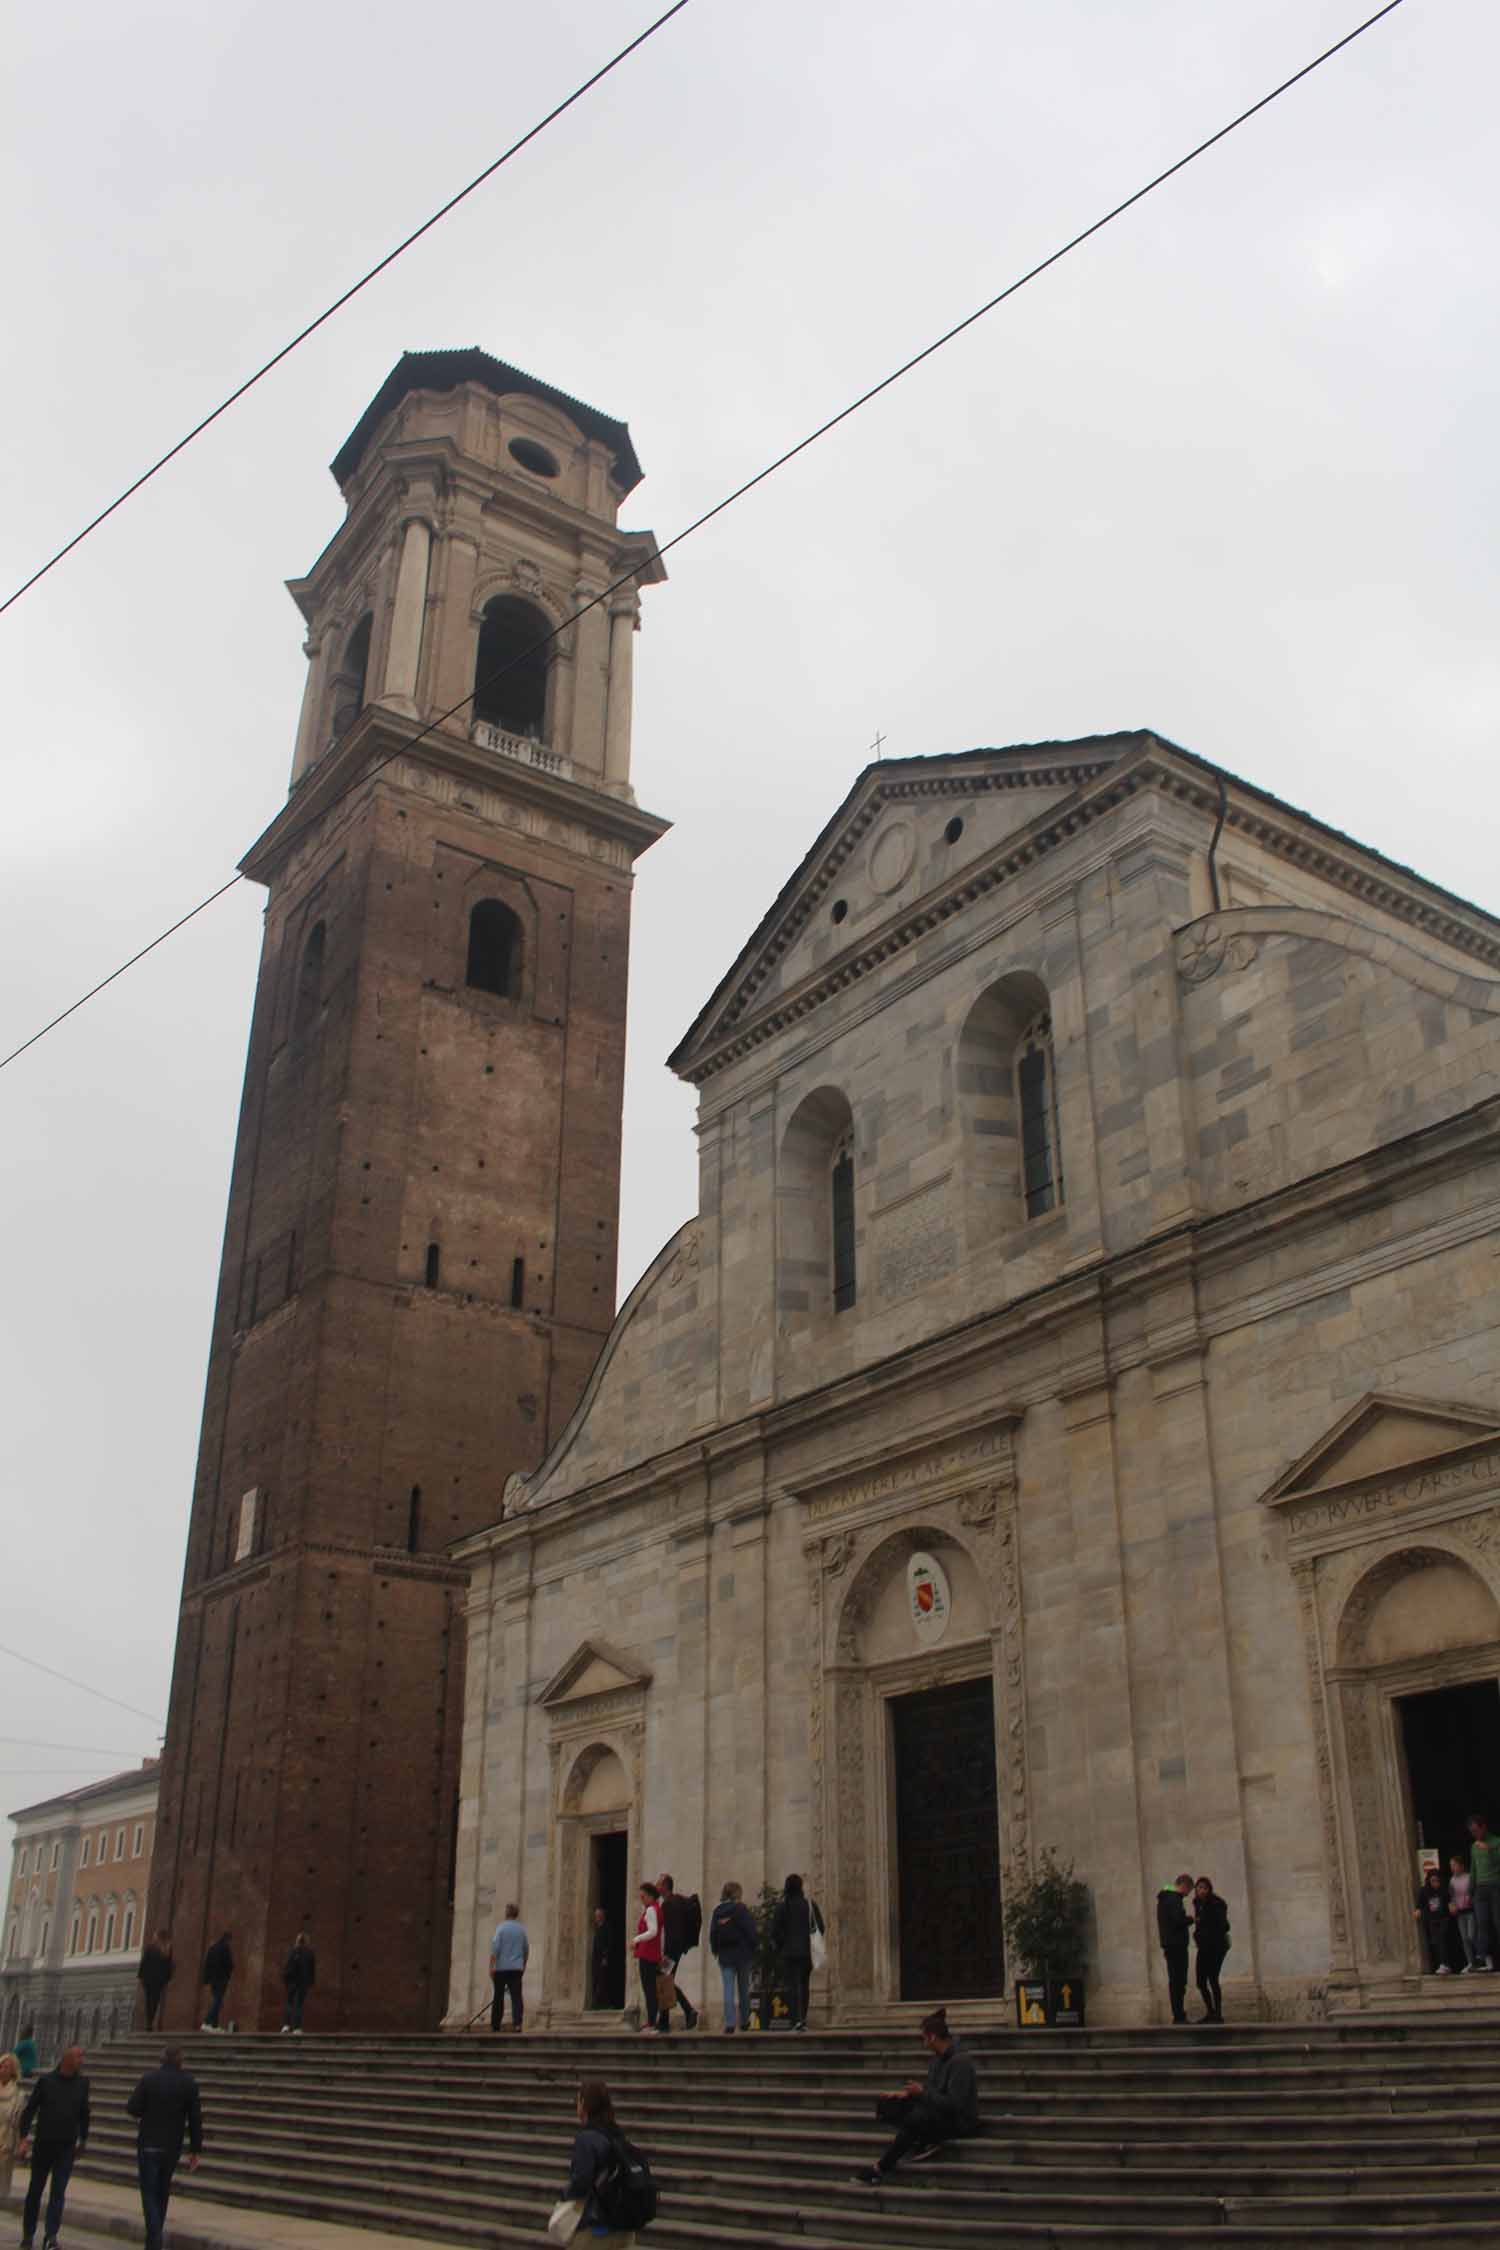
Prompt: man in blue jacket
<box><xmin>489</xmin><ymin>1904</ymin><xmax>529</xmax><ymax>2031</ymax></box>
<box><xmin>126</xmin><ymin>2047</ymin><xmax>204</xmax><ymax>2250</ymax></box>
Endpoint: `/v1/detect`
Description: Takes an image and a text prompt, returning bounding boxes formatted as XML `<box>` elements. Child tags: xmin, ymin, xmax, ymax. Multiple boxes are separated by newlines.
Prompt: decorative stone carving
<box><xmin>1290</xmin><ymin>1559</ymin><xmax>1349</xmax><ymax>1954</ymax></box>
<box><xmin>511</xmin><ymin>557</ymin><xmax>543</xmax><ymax>597</ymax></box>
<box><xmin>957</xmin><ymin>1482</ymin><xmax>1000</xmax><ymax>1532</ymax></box>
<box><xmin>1176</xmin><ymin>920</ymin><xmax>1259</xmax><ymax>985</ymax></box>
<box><xmin>665</xmin><ymin>1227</ymin><xmax>701</xmax><ymax>1288</ymax></box>
<box><xmin>1339</xmin><ymin>1680</ymin><xmax>1390</xmax><ymax>1960</ymax></box>
<box><xmin>993</xmin><ymin>1497</ymin><xmax>1031</xmax><ymax>1885</ymax></box>
<box><xmin>821</xmin><ymin>1531</ymin><xmax>856</xmax><ymax>1579</ymax></box>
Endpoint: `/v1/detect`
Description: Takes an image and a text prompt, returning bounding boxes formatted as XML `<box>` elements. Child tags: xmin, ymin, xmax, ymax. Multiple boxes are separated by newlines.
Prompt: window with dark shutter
<box><xmin>1017</xmin><ymin>1016</ymin><xmax>1062</xmax><ymax>1219</ymax></box>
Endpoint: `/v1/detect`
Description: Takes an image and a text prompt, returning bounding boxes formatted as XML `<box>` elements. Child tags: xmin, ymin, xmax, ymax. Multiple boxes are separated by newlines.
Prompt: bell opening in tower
<box><xmin>474</xmin><ymin>596</ymin><xmax>549</xmax><ymax>739</ymax></box>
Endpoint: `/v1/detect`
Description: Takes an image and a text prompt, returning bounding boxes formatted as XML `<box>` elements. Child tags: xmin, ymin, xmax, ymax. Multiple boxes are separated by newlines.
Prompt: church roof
<box><xmin>668</xmin><ymin>730</ymin><xmax>1500</xmax><ymax>1087</ymax></box>
<box><xmin>330</xmin><ymin>348</ymin><xmax>644</xmax><ymax>493</ymax></box>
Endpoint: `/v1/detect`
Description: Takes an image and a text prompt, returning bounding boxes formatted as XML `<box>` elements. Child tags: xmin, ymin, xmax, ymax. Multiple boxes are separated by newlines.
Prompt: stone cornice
<box><xmin>239</xmin><ymin>707</ymin><xmax>668</xmax><ymax>887</ymax></box>
<box><xmin>673</xmin><ymin>740</ymin><xmax>1500</xmax><ymax>1087</ymax></box>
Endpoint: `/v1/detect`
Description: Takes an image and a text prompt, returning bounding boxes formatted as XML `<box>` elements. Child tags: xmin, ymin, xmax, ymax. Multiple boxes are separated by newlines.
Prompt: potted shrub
<box><xmin>1003</xmin><ymin>1849</ymin><xmax>1090</xmax><ymax>2026</ymax></box>
<box><xmin>748</xmin><ymin>1882</ymin><xmax>798</xmax><ymax>2031</ymax></box>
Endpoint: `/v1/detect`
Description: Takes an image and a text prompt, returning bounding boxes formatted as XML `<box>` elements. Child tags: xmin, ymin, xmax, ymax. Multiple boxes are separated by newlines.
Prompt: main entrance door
<box><xmin>1399</xmin><ymin>1678</ymin><xmax>1500</xmax><ymax>1870</ymax></box>
<box><xmin>589</xmin><ymin>1830</ymin><xmax>628</xmax><ymax>2008</ymax></box>
<box><xmin>892</xmin><ymin>1674</ymin><xmax>1003</xmax><ymax>2000</ymax></box>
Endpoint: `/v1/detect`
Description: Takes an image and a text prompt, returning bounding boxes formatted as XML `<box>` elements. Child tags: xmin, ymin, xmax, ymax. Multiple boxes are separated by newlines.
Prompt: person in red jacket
<box><xmin>632</xmin><ymin>1883</ymin><xmax>663</xmax><ymax>2035</ymax></box>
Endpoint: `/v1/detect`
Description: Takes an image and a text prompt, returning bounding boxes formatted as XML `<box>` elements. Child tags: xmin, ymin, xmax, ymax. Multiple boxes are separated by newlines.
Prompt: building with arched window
<box><xmin>1</xmin><ymin>1761</ymin><xmax>160</xmax><ymax>2059</ymax></box>
<box><xmin>451</xmin><ymin>731</ymin><xmax>1500</xmax><ymax>2030</ymax></box>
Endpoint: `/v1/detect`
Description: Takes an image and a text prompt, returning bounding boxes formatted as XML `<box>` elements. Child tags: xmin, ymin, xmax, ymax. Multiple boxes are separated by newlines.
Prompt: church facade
<box><xmin>450</xmin><ymin>732</ymin><xmax>1500</xmax><ymax>2027</ymax></box>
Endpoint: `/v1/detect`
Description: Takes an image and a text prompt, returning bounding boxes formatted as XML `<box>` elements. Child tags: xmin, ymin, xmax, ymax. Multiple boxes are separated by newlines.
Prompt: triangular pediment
<box><xmin>1261</xmin><ymin>1392</ymin><xmax>1500</xmax><ymax>1508</ymax></box>
<box><xmin>537</xmin><ymin>1639</ymin><xmax>652</xmax><ymax>1709</ymax></box>
<box><xmin>667</xmin><ymin>735</ymin><xmax>1147</xmax><ymax>1084</ymax></box>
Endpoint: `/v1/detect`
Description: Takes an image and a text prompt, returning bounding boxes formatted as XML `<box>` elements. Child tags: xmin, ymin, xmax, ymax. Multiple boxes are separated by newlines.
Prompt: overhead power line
<box><xmin>0</xmin><ymin>0</ymin><xmax>694</xmax><ymax>622</ymax></box>
<box><xmin>0</xmin><ymin>1737</ymin><xmax>144</xmax><ymax>1756</ymax></box>
<box><xmin>0</xmin><ymin>0</ymin><xmax>1406</xmax><ymax>1080</ymax></box>
<box><xmin>0</xmin><ymin>1641</ymin><xmax>164</xmax><ymax>1727</ymax></box>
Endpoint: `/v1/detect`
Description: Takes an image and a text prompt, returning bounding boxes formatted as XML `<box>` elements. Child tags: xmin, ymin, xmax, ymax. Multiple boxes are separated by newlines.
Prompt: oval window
<box><xmin>508</xmin><ymin>437</ymin><xmax>560</xmax><ymax>479</ymax></box>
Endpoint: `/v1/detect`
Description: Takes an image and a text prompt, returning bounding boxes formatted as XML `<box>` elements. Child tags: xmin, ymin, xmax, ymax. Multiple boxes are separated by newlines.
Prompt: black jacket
<box><xmin>283</xmin><ymin>1943</ymin><xmax>316</xmax><ymax>1992</ymax></box>
<box><xmin>126</xmin><ymin>2064</ymin><xmax>203</xmax><ymax>2160</ymax></box>
<box><xmin>1156</xmin><ymin>1888</ymin><xmax>1191</xmax><ymax>1951</ymax></box>
<box><xmin>1193</xmin><ymin>1893</ymin><xmax>1230</xmax><ymax>1957</ymax></box>
<box><xmin>923</xmin><ymin>2041</ymin><xmax>980</xmax><ymax>2133</ymax></box>
<box><xmin>660</xmin><ymin>1891</ymin><xmax>694</xmax><ymax>1960</ymax></box>
<box><xmin>137</xmin><ymin>1943</ymin><xmax>174</xmax><ymax>1993</ymax></box>
<box><xmin>709</xmin><ymin>1900</ymin><xmax>757</xmax><ymax>1965</ymax></box>
<box><xmin>202</xmin><ymin>1939</ymin><xmax>233</xmax><ymax>1986</ymax></box>
<box><xmin>565</xmin><ymin>2123</ymin><xmax>618</xmax><ymax>2230</ymax></box>
<box><xmin>21</xmin><ymin>2068</ymin><xmax>90</xmax><ymax>2151</ymax></box>
<box><xmin>772</xmin><ymin>1892</ymin><xmax>824</xmax><ymax>1965</ymax></box>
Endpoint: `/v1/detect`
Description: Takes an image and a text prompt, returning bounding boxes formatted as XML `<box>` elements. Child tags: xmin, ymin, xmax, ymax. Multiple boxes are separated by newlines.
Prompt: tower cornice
<box><xmin>240</xmin><ymin>706</ymin><xmax>669</xmax><ymax>888</ymax></box>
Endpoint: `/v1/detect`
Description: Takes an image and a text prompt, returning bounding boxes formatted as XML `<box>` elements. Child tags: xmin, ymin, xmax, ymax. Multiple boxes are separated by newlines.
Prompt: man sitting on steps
<box><xmin>851</xmin><ymin>2008</ymin><xmax>979</xmax><ymax>2184</ymax></box>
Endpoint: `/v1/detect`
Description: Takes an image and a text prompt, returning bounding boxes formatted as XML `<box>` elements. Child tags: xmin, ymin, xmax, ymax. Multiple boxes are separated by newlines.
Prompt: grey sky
<box><xmin>3</xmin><ymin>0</ymin><xmax>1495</xmax><ymax>1824</ymax></box>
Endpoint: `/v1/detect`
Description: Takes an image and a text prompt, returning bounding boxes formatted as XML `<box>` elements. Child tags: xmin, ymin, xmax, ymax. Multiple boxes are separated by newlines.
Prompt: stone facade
<box><xmin>148</xmin><ymin>353</ymin><xmax>667</xmax><ymax>2031</ymax></box>
<box><xmin>2</xmin><ymin>1762</ymin><xmax>159</xmax><ymax>2056</ymax></box>
<box><xmin>451</xmin><ymin>732</ymin><xmax>1500</xmax><ymax>2027</ymax></box>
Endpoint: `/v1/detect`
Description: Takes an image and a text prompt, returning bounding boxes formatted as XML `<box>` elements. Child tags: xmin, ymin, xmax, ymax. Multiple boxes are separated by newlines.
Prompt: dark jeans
<box><xmin>874</xmin><ymin>2094</ymin><xmax>970</xmax><ymax>2173</ymax></box>
<box><xmin>786</xmin><ymin>1959</ymin><xmax>811</xmax><ymax>2025</ymax></box>
<box><xmin>137</xmin><ymin>2146</ymin><xmax>180</xmax><ymax>2250</ymax></box>
<box><xmin>1474</xmin><ymin>1881</ymin><xmax>1500</xmax><ymax>1964</ymax></box>
<box><xmin>284</xmin><ymin>1981</ymin><xmax>309</xmax><ymax>2029</ymax></box>
<box><xmin>637</xmin><ymin>1959</ymin><xmax>659</xmax><ymax>2023</ymax></box>
<box><xmin>1420</xmin><ymin>1916</ymin><xmax>1450</xmax><ymax>1973</ymax></box>
<box><xmin>1196</xmin><ymin>1944</ymin><xmax>1227</xmax><ymax>2018</ymax></box>
<box><xmin>143</xmin><ymin>1981</ymin><xmax>168</xmax><ymax>2031</ymax></box>
<box><xmin>23</xmin><ymin>2141</ymin><xmax>76</xmax><ymax>2244</ymax></box>
<box><xmin>1163</xmin><ymin>1942</ymin><xmax>1189</xmax><ymax>2021</ymax></box>
<box><xmin>203</xmin><ymin>1980</ymin><xmax>229</xmax><ymax>2027</ymax></box>
<box><xmin>490</xmin><ymin>1968</ymin><xmax>524</xmax><ymax>2029</ymax></box>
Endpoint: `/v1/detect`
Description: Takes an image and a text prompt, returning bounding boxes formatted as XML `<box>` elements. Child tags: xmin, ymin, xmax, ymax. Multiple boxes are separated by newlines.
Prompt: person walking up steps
<box><xmin>200</xmin><ymin>1933</ymin><xmax>233</xmax><ymax>2031</ymax></box>
<box><xmin>1191</xmin><ymin>1877</ymin><xmax>1230</xmax><ymax>2021</ymax></box>
<box><xmin>632</xmin><ymin>1884</ymin><xmax>663</xmax><ymax>2035</ymax></box>
<box><xmin>555</xmin><ymin>2078</ymin><xmax>657</xmax><ymax>2244</ymax></box>
<box><xmin>772</xmin><ymin>1873</ymin><xmax>824</xmax><ymax>2031</ymax></box>
<box><xmin>137</xmin><ymin>1932</ymin><xmax>174</xmax><ymax>2034</ymax></box>
<box><xmin>656</xmin><ymin>1876</ymin><xmax>699</xmax><ymax>2032</ymax></box>
<box><xmin>126</xmin><ymin>2046</ymin><xmax>203</xmax><ymax>2250</ymax></box>
<box><xmin>1157</xmin><ymin>1874</ymin><xmax>1193</xmax><ymax>2024</ymax></box>
<box><xmin>851</xmin><ymin>2008</ymin><xmax>980</xmax><ymax>2184</ymax></box>
<box><xmin>708</xmin><ymin>1883</ymin><xmax>757</xmax><ymax>2035</ymax></box>
<box><xmin>281</xmin><ymin>1933</ymin><xmax>316</xmax><ymax>2033</ymax></box>
<box><xmin>17</xmin><ymin>2043</ymin><xmax>89</xmax><ymax>2250</ymax></box>
<box><xmin>1450</xmin><ymin>1854</ymin><xmax>1478</xmax><ymax>1971</ymax></box>
<box><xmin>489</xmin><ymin>1905</ymin><xmax>528</xmax><ymax>2032</ymax></box>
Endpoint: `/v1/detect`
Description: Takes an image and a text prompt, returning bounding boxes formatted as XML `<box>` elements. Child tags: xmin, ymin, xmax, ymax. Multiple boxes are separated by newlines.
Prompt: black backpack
<box><xmin>680</xmin><ymin>1893</ymin><xmax>703</xmax><ymax>1952</ymax></box>
<box><xmin>596</xmin><ymin>2131</ymin><xmax>658</xmax><ymax>2231</ymax></box>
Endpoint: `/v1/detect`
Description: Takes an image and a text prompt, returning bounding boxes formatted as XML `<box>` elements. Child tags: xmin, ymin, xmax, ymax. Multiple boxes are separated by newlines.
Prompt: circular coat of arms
<box><xmin>906</xmin><ymin>1551</ymin><xmax>952</xmax><ymax>1645</ymax></box>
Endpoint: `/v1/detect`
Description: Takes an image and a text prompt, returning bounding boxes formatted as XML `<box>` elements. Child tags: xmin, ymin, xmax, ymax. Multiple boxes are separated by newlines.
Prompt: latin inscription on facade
<box><xmin>1289</xmin><ymin>1446</ymin><xmax>1500</xmax><ymax>1537</ymax></box>
<box><xmin>804</xmin><ymin>1429</ymin><xmax>1012</xmax><ymax>1522</ymax></box>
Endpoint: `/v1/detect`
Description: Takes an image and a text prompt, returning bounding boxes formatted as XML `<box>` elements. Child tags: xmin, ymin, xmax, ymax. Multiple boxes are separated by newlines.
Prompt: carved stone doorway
<box><xmin>1398</xmin><ymin>1679</ymin><xmax>1500</xmax><ymax>1869</ymax></box>
<box><xmin>892</xmin><ymin>1676</ymin><xmax>1003</xmax><ymax>2000</ymax></box>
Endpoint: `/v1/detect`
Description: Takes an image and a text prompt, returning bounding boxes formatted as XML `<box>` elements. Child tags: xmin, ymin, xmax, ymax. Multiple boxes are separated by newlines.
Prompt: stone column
<box><xmin>570</xmin><ymin>580</ymin><xmax>609</xmax><ymax>772</ymax></box>
<box><xmin>381</xmin><ymin>518</ymin><xmax>431</xmax><ymax>715</ymax></box>
<box><xmin>603</xmin><ymin>596</ymin><xmax>638</xmax><ymax>788</ymax></box>
<box><xmin>288</xmin><ymin>635</ymin><xmax>329</xmax><ymax>786</ymax></box>
<box><xmin>429</xmin><ymin>533</ymin><xmax>480</xmax><ymax>720</ymax></box>
<box><xmin>445</xmin><ymin>1565</ymin><xmax>494</xmax><ymax>2025</ymax></box>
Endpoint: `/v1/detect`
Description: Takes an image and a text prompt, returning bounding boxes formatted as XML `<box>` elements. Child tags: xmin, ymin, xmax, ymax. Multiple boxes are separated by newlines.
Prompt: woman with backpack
<box><xmin>557</xmin><ymin>2079</ymin><xmax>655</xmax><ymax>2244</ymax></box>
<box><xmin>771</xmin><ymin>1872</ymin><xmax>825</xmax><ymax>2032</ymax></box>
<box><xmin>708</xmin><ymin>1881</ymin><xmax>758</xmax><ymax>2034</ymax></box>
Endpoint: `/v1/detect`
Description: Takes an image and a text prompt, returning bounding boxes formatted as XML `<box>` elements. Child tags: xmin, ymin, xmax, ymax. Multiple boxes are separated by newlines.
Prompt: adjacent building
<box><xmin>449</xmin><ymin>733</ymin><xmax>1500</xmax><ymax>2026</ymax></box>
<box><xmin>147</xmin><ymin>351</ymin><xmax>667</xmax><ymax>2030</ymax></box>
<box><xmin>2</xmin><ymin>1761</ymin><xmax>160</xmax><ymax>2055</ymax></box>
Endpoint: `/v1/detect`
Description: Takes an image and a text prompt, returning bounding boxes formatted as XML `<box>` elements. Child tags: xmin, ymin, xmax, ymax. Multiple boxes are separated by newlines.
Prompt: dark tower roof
<box><xmin>330</xmin><ymin>349</ymin><xmax>643</xmax><ymax>494</ymax></box>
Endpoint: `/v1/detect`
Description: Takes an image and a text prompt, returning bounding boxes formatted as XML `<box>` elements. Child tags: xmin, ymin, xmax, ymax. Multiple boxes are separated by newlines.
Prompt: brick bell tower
<box><xmin>147</xmin><ymin>351</ymin><xmax>667</xmax><ymax>2030</ymax></box>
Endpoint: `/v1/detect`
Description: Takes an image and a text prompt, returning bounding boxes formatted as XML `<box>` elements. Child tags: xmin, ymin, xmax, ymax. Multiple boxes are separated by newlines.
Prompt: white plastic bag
<box><xmin>547</xmin><ymin>2198</ymin><xmax>585</xmax><ymax>2245</ymax></box>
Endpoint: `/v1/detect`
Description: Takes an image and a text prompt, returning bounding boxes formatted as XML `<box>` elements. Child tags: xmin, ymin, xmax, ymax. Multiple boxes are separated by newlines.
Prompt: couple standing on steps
<box><xmin>1157</xmin><ymin>1874</ymin><xmax>1231</xmax><ymax>2023</ymax></box>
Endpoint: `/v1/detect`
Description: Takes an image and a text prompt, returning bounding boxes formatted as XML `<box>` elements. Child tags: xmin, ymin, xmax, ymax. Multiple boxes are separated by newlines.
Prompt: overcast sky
<box><xmin>3</xmin><ymin>0</ymin><xmax>1495</xmax><ymax>1827</ymax></box>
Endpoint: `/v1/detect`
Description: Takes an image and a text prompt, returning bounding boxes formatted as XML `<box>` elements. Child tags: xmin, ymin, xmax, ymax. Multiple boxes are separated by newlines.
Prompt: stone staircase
<box><xmin>69</xmin><ymin>2019</ymin><xmax>1500</xmax><ymax>2246</ymax></box>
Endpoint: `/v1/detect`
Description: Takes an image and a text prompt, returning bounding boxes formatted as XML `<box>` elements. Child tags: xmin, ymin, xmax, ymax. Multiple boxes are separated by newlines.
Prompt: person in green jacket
<box><xmin>1466</xmin><ymin>1814</ymin><xmax>1500</xmax><ymax>1969</ymax></box>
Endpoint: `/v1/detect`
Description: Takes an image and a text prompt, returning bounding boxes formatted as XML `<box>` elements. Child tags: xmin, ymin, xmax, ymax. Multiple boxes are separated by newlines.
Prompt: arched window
<box><xmin>294</xmin><ymin>920</ymin><xmax>326</xmax><ymax>1036</ymax></box>
<box><xmin>331</xmin><ymin>612</ymin><xmax>372</xmax><ymax>740</ymax></box>
<box><xmin>38</xmin><ymin>1919</ymin><xmax>49</xmax><ymax>1960</ymax></box>
<box><xmin>121</xmin><ymin>1898</ymin><xmax>136</xmax><ymax>1953</ymax></box>
<box><xmin>779</xmin><ymin>1087</ymin><xmax>857</xmax><ymax>1324</ymax></box>
<box><xmin>68</xmin><ymin>1909</ymin><xmax>80</xmax><ymax>1957</ymax></box>
<box><xmin>473</xmin><ymin>596</ymin><xmax>549</xmax><ymax>738</ymax></box>
<box><xmin>424</xmin><ymin>1242</ymin><xmax>441</xmax><ymax>1289</ymax></box>
<box><xmin>957</xmin><ymin>972</ymin><xmax>1065</xmax><ymax>1238</ymax></box>
<box><xmin>465</xmin><ymin>900</ymin><xmax>523</xmax><ymax>999</ymax></box>
<box><xmin>103</xmin><ymin>1901</ymin><xmax>117</xmax><ymax>1954</ymax></box>
<box><xmin>1015</xmin><ymin>1010</ymin><xmax>1063</xmax><ymax>1219</ymax></box>
<box><xmin>85</xmin><ymin>1905</ymin><xmax>99</xmax><ymax>1955</ymax></box>
<box><xmin>4</xmin><ymin>1916</ymin><xmax>16</xmax><ymax>1962</ymax></box>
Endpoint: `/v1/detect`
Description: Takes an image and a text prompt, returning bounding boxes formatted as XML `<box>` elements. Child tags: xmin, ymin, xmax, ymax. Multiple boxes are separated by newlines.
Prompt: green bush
<box><xmin>1003</xmin><ymin>1850</ymin><xmax>1090</xmax><ymax>1982</ymax></box>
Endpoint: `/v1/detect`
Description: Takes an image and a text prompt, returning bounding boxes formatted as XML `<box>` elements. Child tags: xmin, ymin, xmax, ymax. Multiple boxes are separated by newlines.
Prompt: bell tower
<box><xmin>147</xmin><ymin>351</ymin><xmax>667</xmax><ymax>2030</ymax></box>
